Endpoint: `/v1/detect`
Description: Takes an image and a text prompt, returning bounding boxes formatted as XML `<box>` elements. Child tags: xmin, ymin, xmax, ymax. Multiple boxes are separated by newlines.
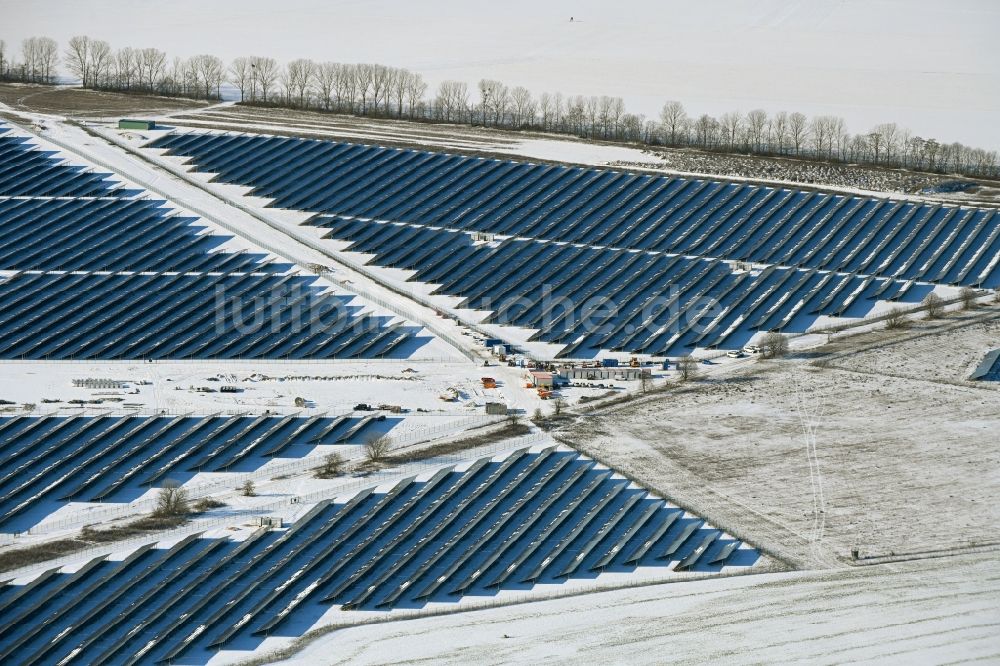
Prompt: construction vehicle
<box><xmin>481</xmin><ymin>377</ymin><xmax>497</xmax><ymax>389</ymax></box>
<box><xmin>629</xmin><ymin>356</ymin><xmax>640</xmax><ymax>368</ymax></box>
<box><xmin>537</xmin><ymin>388</ymin><xmax>552</xmax><ymax>400</ymax></box>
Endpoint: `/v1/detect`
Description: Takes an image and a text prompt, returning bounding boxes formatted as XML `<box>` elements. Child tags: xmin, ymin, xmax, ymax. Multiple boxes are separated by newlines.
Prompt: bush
<box><xmin>883</xmin><ymin>307</ymin><xmax>908</xmax><ymax>330</ymax></box>
<box><xmin>959</xmin><ymin>287</ymin><xmax>978</xmax><ymax>310</ymax></box>
<box><xmin>761</xmin><ymin>331</ymin><xmax>790</xmax><ymax>358</ymax></box>
<box><xmin>240</xmin><ymin>480</ymin><xmax>256</xmax><ymax>497</ymax></box>
<box><xmin>316</xmin><ymin>452</ymin><xmax>347</xmax><ymax>478</ymax></box>
<box><xmin>677</xmin><ymin>356</ymin><xmax>698</xmax><ymax>381</ymax></box>
<box><xmin>364</xmin><ymin>435</ymin><xmax>392</xmax><ymax>463</ymax></box>
<box><xmin>192</xmin><ymin>498</ymin><xmax>226</xmax><ymax>512</ymax></box>
<box><xmin>923</xmin><ymin>292</ymin><xmax>944</xmax><ymax>319</ymax></box>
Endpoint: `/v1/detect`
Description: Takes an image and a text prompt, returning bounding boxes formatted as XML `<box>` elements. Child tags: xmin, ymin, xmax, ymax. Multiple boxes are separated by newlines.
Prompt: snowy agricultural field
<box><xmin>561</xmin><ymin>304</ymin><xmax>1000</xmax><ymax>569</ymax></box>
<box><xmin>3</xmin><ymin>0</ymin><xmax>998</xmax><ymax>151</ymax></box>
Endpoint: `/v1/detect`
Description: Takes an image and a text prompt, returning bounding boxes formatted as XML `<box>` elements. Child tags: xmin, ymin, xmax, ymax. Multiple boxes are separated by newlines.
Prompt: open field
<box><xmin>0</xmin><ymin>83</ymin><xmax>208</xmax><ymax>117</ymax></box>
<box><xmin>562</xmin><ymin>305</ymin><xmax>1000</xmax><ymax>568</ymax></box>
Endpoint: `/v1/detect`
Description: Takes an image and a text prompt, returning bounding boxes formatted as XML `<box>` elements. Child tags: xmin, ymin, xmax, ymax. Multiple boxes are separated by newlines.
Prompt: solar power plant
<box><xmin>0</xmin><ymin>123</ymin><xmax>428</xmax><ymax>359</ymax></box>
<box><xmin>0</xmin><ymin>415</ymin><xmax>397</xmax><ymax>532</ymax></box>
<box><xmin>147</xmin><ymin>133</ymin><xmax>1000</xmax><ymax>357</ymax></box>
<box><xmin>0</xmin><ymin>448</ymin><xmax>758</xmax><ymax>665</ymax></box>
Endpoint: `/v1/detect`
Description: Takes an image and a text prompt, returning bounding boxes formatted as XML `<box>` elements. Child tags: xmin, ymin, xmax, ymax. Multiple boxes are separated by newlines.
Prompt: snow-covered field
<box><xmin>4</xmin><ymin>0</ymin><xmax>998</xmax><ymax>150</ymax></box>
<box><xmin>272</xmin><ymin>550</ymin><xmax>1000</xmax><ymax>665</ymax></box>
<box><xmin>562</xmin><ymin>306</ymin><xmax>1000</xmax><ymax>569</ymax></box>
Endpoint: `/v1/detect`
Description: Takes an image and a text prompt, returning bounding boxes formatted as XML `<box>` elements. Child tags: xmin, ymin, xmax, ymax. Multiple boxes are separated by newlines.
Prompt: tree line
<box><xmin>1</xmin><ymin>34</ymin><xmax>997</xmax><ymax>178</ymax></box>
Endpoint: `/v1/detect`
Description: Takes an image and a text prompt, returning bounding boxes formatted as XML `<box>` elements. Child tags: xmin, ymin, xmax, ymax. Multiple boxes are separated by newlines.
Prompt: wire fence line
<box><xmin>6</xmin><ymin>414</ymin><xmax>507</xmax><ymax>538</ymax></box>
<box><xmin>1</xmin><ymin>430</ymin><xmax>549</xmax><ymax>578</ymax></box>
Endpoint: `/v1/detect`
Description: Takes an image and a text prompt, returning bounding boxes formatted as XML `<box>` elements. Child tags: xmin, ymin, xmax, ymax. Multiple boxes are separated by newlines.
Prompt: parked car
<box><xmin>743</xmin><ymin>345</ymin><xmax>761</xmax><ymax>354</ymax></box>
<box><xmin>727</xmin><ymin>350</ymin><xmax>744</xmax><ymax>358</ymax></box>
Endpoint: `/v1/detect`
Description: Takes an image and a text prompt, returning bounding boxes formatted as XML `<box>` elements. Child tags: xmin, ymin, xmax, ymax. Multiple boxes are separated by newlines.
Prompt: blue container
<box><xmin>601</xmin><ymin>358</ymin><xmax>619</xmax><ymax>367</ymax></box>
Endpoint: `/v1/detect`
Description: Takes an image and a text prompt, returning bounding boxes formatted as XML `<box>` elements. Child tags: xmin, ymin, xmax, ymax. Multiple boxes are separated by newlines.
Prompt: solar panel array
<box><xmin>148</xmin><ymin>132</ymin><xmax>1000</xmax><ymax>356</ymax></box>
<box><xmin>0</xmin><ymin>448</ymin><xmax>757</xmax><ymax>665</ymax></box>
<box><xmin>0</xmin><ymin>415</ymin><xmax>395</xmax><ymax>532</ymax></box>
<box><xmin>0</xmin><ymin>123</ymin><xmax>427</xmax><ymax>359</ymax></box>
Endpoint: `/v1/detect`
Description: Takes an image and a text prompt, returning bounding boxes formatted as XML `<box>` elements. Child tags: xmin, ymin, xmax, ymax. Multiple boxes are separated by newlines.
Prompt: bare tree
<box><xmin>154</xmin><ymin>480</ymin><xmax>190</xmax><ymax>517</ymax></box>
<box><xmin>478</xmin><ymin>78</ymin><xmax>502</xmax><ymax>126</ymax></box>
<box><xmin>788</xmin><ymin>112</ymin><xmax>809</xmax><ymax>155</ymax></box>
<box><xmin>404</xmin><ymin>71</ymin><xmax>426</xmax><ymax>119</ymax></box>
<box><xmin>436</xmin><ymin>80</ymin><xmax>468</xmax><ymax>122</ymax></box>
<box><xmin>66</xmin><ymin>36</ymin><xmax>93</xmax><ymax>87</ymax></box>
<box><xmin>113</xmin><ymin>46</ymin><xmax>138</xmax><ymax>90</ymax></box>
<box><xmin>229</xmin><ymin>56</ymin><xmax>253</xmax><ymax>102</ymax></box>
<box><xmin>769</xmin><ymin>111</ymin><xmax>789</xmax><ymax>154</ymax></box>
<box><xmin>138</xmin><ymin>47</ymin><xmax>166</xmax><ymax>92</ymax></box>
<box><xmin>552</xmin><ymin>398</ymin><xmax>566</xmax><ymax>416</ymax></box>
<box><xmin>0</xmin><ymin>40</ymin><xmax>7</xmax><ymax>79</ymax></box>
<box><xmin>745</xmin><ymin>109</ymin><xmax>768</xmax><ymax>152</ymax></box>
<box><xmin>251</xmin><ymin>56</ymin><xmax>279</xmax><ymax>102</ymax></box>
<box><xmin>720</xmin><ymin>111</ymin><xmax>742</xmax><ymax>150</ymax></box>
<box><xmin>677</xmin><ymin>356</ymin><xmax>698</xmax><ymax>381</ymax></box>
<box><xmin>240</xmin><ymin>480</ymin><xmax>256</xmax><ymax>497</ymax></box>
<box><xmin>64</xmin><ymin>35</ymin><xmax>93</xmax><ymax>88</ymax></box>
<box><xmin>659</xmin><ymin>100</ymin><xmax>687</xmax><ymax>146</ymax></box>
<box><xmin>390</xmin><ymin>67</ymin><xmax>409</xmax><ymax>117</ymax></box>
<box><xmin>88</xmin><ymin>39</ymin><xmax>112</xmax><ymax>88</ymax></box>
<box><xmin>317</xmin><ymin>452</ymin><xmax>347</xmax><ymax>478</ymax></box>
<box><xmin>509</xmin><ymin>86</ymin><xmax>535</xmax><ymax>128</ymax></box>
<box><xmin>354</xmin><ymin>63</ymin><xmax>374</xmax><ymax>114</ymax></box>
<box><xmin>20</xmin><ymin>36</ymin><xmax>58</xmax><ymax>83</ymax></box>
<box><xmin>283</xmin><ymin>58</ymin><xmax>314</xmax><ymax>107</ymax></box>
<box><xmin>923</xmin><ymin>292</ymin><xmax>944</xmax><ymax>319</ymax></box>
<box><xmin>334</xmin><ymin>63</ymin><xmax>356</xmax><ymax>111</ymax></box>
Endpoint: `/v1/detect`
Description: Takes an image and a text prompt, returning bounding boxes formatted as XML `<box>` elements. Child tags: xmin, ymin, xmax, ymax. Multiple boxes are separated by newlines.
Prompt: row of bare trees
<box><xmin>228</xmin><ymin>57</ymin><xmax>429</xmax><ymax>118</ymax></box>
<box><xmin>3</xmin><ymin>34</ymin><xmax>997</xmax><ymax>177</ymax></box>
<box><xmin>0</xmin><ymin>37</ymin><xmax>59</xmax><ymax>83</ymax></box>
<box><xmin>656</xmin><ymin>102</ymin><xmax>998</xmax><ymax>177</ymax></box>
<box><xmin>62</xmin><ymin>35</ymin><xmax>223</xmax><ymax>100</ymax></box>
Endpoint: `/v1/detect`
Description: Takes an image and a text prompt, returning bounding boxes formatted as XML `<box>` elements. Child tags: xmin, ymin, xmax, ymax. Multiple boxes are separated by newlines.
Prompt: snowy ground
<box><xmin>0</xmin><ymin>359</ymin><xmax>512</xmax><ymax>417</ymax></box>
<box><xmin>270</xmin><ymin>550</ymin><xmax>1000</xmax><ymax>665</ymax></box>
<box><xmin>4</xmin><ymin>0</ymin><xmax>998</xmax><ymax>151</ymax></box>
<box><xmin>561</xmin><ymin>305</ymin><xmax>1000</xmax><ymax>569</ymax></box>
